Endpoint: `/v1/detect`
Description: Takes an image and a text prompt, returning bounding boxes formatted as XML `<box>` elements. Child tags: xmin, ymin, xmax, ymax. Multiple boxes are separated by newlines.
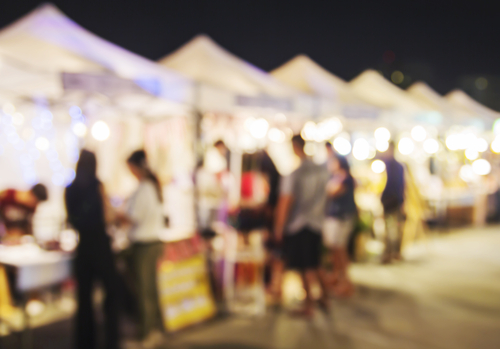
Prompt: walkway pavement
<box><xmin>2</xmin><ymin>226</ymin><xmax>500</xmax><ymax>349</ymax></box>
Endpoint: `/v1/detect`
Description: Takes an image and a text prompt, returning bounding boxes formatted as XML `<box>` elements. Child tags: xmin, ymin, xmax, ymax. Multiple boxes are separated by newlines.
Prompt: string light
<box><xmin>91</xmin><ymin>121</ymin><xmax>110</xmax><ymax>141</ymax></box>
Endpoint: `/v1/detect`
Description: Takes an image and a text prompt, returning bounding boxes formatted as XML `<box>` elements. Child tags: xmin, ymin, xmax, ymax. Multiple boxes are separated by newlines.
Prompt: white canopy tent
<box><xmin>407</xmin><ymin>82</ymin><xmax>482</xmax><ymax>129</ymax></box>
<box><xmin>271</xmin><ymin>55</ymin><xmax>357</xmax><ymax>104</ymax></box>
<box><xmin>350</xmin><ymin>70</ymin><xmax>423</xmax><ymax>112</ymax></box>
<box><xmin>159</xmin><ymin>35</ymin><xmax>321</xmax><ymax>177</ymax></box>
<box><xmin>159</xmin><ymin>35</ymin><xmax>315</xmax><ymax>119</ymax></box>
<box><xmin>0</xmin><ymin>4</ymin><xmax>197</xmax><ymax>241</ymax></box>
<box><xmin>0</xmin><ymin>3</ymin><xmax>193</xmax><ymax>116</ymax></box>
<box><xmin>445</xmin><ymin>90</ymin><xmax>499</xmax><ymax>129</ymax></box>
<box><xmin>270</xmin><ymin>55</ymin><xmax>381</xmax><ymax>131</ymax></box>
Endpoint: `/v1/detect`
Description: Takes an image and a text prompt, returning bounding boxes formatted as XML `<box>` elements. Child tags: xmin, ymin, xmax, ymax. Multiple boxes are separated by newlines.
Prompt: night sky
<box><xmin>2</xmin><ymin>1</ymin><xmax>499</xmax><ymax>109</ymax></box>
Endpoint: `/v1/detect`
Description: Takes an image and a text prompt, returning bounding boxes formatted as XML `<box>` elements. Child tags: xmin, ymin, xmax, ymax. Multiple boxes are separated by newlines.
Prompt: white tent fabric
<box><xmin>350</xmin><ymin>70</ymin><xmax>424</xmax><ymax>113</ymax></box>
<box><xmin>159</xmin><ymin>35</ymin><xmax>314</xmax><ymax>116</ymax></box>
<box><xmin>445</xmin><ymin>90</ymin><xmax>499</xmax><ymax>127</ymax></box>
<box><xmin>0</xmin><ymin>4</ymin><xmax>193</xmax><ymax>116</ymax></box>
<box><xmin>407</xmin><ymin>82</ymin><xmax>479</xmax><ymax>127</ymax></box>
<box><xmin>271</xmin><ymin>55</ymin><xmax>357</xmax><ymax>103</ymax></box>
<box><xmin>270</xmin><ymin>55</ymin><xmax>381</xmax><ymax>128</ymax></box>
<box><xmin>160</xmin><ymin>35</ymin><xmax>296</xmax><ymax>97</ymax></box>
<box><xmin>347</xmin><ymin>69</ymin><xmax>433</xmax><ymax>131</ymax></box>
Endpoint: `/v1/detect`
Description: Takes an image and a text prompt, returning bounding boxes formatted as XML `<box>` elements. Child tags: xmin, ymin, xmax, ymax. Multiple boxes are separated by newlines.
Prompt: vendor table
<box><xmin>0</xmin><ymin>244</ymin><xmax>73</xmax><ymax>349</ymax></box>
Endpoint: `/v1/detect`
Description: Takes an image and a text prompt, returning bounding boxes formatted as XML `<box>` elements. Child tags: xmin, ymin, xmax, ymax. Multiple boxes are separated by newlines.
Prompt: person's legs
<box><xmin>75</xmin><ymin>255</ymin><xmax>95</xmax><ymax>349</ymax></box>
<box><xmin>383</xmin><ymin>212</ymin><xmax>397</xmax><ymax>263</ymax></box>
<box><xmin>393</xmin><ymin>212</ymin><xmax>404</xmax><ymax>260</ymax></box>
<box><xmin>149</xmin><ymin>243</ymin><xmax>164</xmax><ymax>332</ymax></box>
<box><xmin>270</xmin><ymin>256</ymin><xmax>284</xmax><ymax>303</ymax></box>
<box><xmin>97</xmin><ymin>253</ymin><xmax>121</xmax><ymax>349</ymax></box>
<box><xmin>132</xmin><ymin>243</ymin><xmax>163</xmax><ymax>340</ymax></box>
<box><xmin>132</xmin><ymin>244</ymin><xmax>149</xmax><ymax>340</ymax></box>
<box><xmin>302</xmin><ymin>269</ymin><xmax>315</xmax><ymax>312</ymax></box>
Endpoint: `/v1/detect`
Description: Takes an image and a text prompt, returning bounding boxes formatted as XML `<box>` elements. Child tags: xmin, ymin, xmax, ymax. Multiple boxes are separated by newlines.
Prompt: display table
<box><xmin>0</xmin><ymin>244</ymin><xmax>73</xmax><ymax>349</ymax></box>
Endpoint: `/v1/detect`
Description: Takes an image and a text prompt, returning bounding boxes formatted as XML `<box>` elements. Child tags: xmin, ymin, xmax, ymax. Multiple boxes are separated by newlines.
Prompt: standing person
<box><xmin>380</xmin><ymin>141</ymin><xmax>406</xmax><ymax>263</ymax></box>
<box><xmin>259</xmin><ymin>150</ymin><xmax>283</xmax><ymax>303</ymax></box>
<box><xmin>323</xmin><ymin>144</ymin><xmax>357</xmax><ymax>297</ymax></box>
<box><xmin>0</xmin><ymin>184</ymin><xmax>48</xmax><ymax>243</ymax></box>
<box><xmin>122</xmin><ymin>150</ymin><xmax>165</xmax><ymax>348</ymax></box>
<box><xmin>65</xmin><ymin>150</ymin><xmax>120</xmax><ymax>349</ymax></box>
<box><xmin>274</xmin><ymin>135</ymin><xmax>330</xmax><ymax>317</ymax></box>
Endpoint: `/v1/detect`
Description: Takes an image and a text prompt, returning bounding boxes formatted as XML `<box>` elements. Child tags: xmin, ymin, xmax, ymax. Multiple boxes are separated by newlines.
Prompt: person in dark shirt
<box><xmin>380</xmin><ymin>141</ymin><xmax>406</xmax><ymax>263</ymax></box>
<box><xmin>323</xmin><ymin>143</ymin><xmax>357</xmax><ymax>297</ymax></box>
<box><xmin>65</xmin><ymin>150</ymin><xmax>120</xmax><ymax>349</ymax></box>
<box><xmin>259</xmin><ymin>149</ymin><xmax>283</xmax><ymax>303</ymax></box>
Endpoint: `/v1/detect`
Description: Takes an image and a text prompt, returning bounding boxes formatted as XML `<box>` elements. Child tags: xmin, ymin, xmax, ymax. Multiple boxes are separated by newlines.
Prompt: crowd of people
<box><xmin>0</xmin><ymin>133</ymin><xmax>407</xmax><ymax>348</ymax></box>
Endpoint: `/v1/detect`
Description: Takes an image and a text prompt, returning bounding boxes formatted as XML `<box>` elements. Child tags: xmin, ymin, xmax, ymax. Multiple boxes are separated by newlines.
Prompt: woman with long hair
<box><xmin>122</xmin><ymin>150</ymin><xmax>165</xmax><ymax>347</ymax></box>
<box><xmin>323</xmin><ymin>144</ymin><xmax>357</xmax><ymax>297</ymax></box>
<box><xmin>65</xmin><ymin>150</ymin><xmax>120</xmax><ymax>349</ymax></box>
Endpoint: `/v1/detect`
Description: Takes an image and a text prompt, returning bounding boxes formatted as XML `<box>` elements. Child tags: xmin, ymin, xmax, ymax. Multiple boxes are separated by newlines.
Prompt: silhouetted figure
<box><xmin>65</xmin><ymin>150</ymin><xmax>120</xmax><ymax>349</ymax></box>
<box><xmin>381</xmin><ymin>141</ymin><xmax>405</xmax><ymax>263</ymax></box>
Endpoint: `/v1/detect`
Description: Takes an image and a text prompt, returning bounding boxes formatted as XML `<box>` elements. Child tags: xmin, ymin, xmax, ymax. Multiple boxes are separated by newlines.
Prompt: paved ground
<box><xmin>2</xmin><ymin>226</ymin><xmax>500</xmax><ymax>348</ymax></box>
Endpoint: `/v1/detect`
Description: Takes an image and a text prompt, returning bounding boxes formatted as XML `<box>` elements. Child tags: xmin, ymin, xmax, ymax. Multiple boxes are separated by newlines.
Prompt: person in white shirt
<box><xmin>122</xmin><ymin>150</ymin><xmax>165</xmax><ymax>348</ymax></box>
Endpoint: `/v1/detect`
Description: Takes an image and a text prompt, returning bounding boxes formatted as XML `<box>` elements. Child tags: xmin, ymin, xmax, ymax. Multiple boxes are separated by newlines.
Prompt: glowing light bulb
<box><xmin>465</xmin><ymin>148</ymin><xmax>479</xmax><ymax>161</ymax></box>
<box><xmin>446</xmin><ymin>135</ymin><xmax>459</xmax><ymax>151</ymax></box>
<box><xmin>374</xmin><ymin>127</ymin><xmax>391</xmax><ymax>141</ymax></box>
<box><xmin>371</xmin><ymin>160</ymin><xmax>386</xmax><ymax>173</ymax></box>
<box><xmin>474</xmin><ymin>138</ymin><xmax>488</xmax><ymax>152</ymax></box>
<box><xmin>459</xmin><ymin>165</ymin><xmax>474</xmax><ymax>182</ymax></box>
<box><xmin>91</xmin><ymin>121</ymin><xmax>110</xmax><ymax>141</ymax></box>
<box><xmin>411</xmin><ymin>125</ymin><xmax>426</xmax><ymax>142</ymax></box>
<box><xmin>333</xmin><ymin>137</ymin><xmax>351</xmax><ymax>156</ymax></box>
<box><xmin>244</xmin><ymin>117</ymin><xmax>256</xmax><ymax>131</ymax></box>
<box><xmin>72</xmin><ymin>122</ymin><xmax>87</xmax><ymax>138</ymax></box>
<box><xmin>352</xmin><ymin>139</ymin><xmax>370</xmax><ymax>161</ymax></box>
<box><xmin>249</xmin><ymin>118</ymin><xmax>269</xmax><ymax>139</ymax></box>
<box><xmin>423</xmin><ymin>139</ymin><xmax>439</xmax><ymax>154</ymax></box>
<box><xmin>492</xmin><ymin>137</ymin><xmax>500</xmax><ymax>153</ymax></box>
<box><xmin>35</xmin><ymin>137</ymin><xmax>50</xmax><ymax>151</ymax></box>
<box><xmin>300</xmin><ymin>121</ymin><xmax>317</xmax><ymax>141</ymax></box>
<box><xmin>472</xmin><ymin>159</ymin><xmax>491</xmax><ymax>175</ymax></box>
<box><xmin>304</xmin><ymin>142</ymin><xmax>317</xmax><ymax>156</ymax></box>
<box><xmin>268</xmin><ymin>128</ymin><xmax>285</xmax><ymax>143</ymax></box>
<box><xmin>12</xmin><ymin>113</ymin><xmax>24</xmax><ymax>126</ymax></box>
<box><xmin>376</xmin><ymin>140</ymin><xmax>389</xmax><ymax>152</ymax></box>
<box><xmin>316</xmin><ymin>118</ymin><xmax>342</xmax><ymax>141</ymax></box>
<box><xmin>398</xmin><ymin>137</ymin><xmax>414</xmax><ymax>155</ymax></box>
<box><xmin>493</xmin><ymin>119</ymin><xmax>500</xmax><ymax>135</ymax></box>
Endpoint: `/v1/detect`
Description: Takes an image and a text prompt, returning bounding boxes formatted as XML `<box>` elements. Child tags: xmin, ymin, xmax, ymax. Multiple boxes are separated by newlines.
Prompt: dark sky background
<box><xmin>2</xmin><ymin>0</ymin><xmax>500</xmax><ymax>109</ymax></box>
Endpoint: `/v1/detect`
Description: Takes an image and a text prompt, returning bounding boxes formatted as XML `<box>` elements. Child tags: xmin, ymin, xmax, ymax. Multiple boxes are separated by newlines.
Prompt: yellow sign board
<box><xmin>157</xmin><ymin>254</ymin><xmax>216</xmax><ymax>332</ymax></box>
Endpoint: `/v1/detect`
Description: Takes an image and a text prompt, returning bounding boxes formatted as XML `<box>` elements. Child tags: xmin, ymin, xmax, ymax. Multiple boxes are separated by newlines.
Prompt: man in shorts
<box><xmin>274</xmin><ymin>135</ymin><xmax>330</xmax><ymax>316</ymax></box>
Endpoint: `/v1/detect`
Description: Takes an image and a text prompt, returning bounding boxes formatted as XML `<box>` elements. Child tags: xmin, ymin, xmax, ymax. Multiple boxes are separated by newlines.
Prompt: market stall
<box><xmin>159</xmin><ymin>36</ymin><xmax>321</xmax><ymax>313</ymax></box>
<box><xmin>0</xmin><ymin>4</ymin><xmax>196</xmax><ymax>240</ymax></box>
<box><xmin>0</xmin><ymin>4</ymin><xmax>197</xmax><ymax>336</ymax></box>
